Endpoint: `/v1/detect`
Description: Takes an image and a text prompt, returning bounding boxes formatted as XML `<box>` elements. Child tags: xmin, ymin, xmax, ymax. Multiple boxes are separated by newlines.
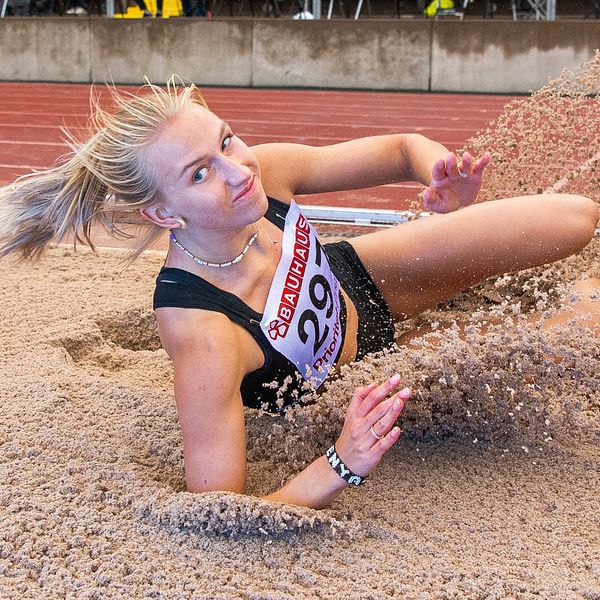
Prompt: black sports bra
<box><xmin>153</xmin><ymin>197</ymin><xmax>347</xmax><ymax>413</ymax></box>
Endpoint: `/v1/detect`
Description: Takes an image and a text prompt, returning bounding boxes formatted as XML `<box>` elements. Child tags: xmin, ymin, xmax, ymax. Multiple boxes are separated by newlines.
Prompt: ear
<box><xmin>139</xmin><ymin>205</ymin><xmax>179</xmax><ymax>229</ymax></box>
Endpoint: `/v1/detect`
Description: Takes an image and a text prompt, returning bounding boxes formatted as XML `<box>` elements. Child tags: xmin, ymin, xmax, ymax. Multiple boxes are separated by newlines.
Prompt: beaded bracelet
<box><xmin>326</xmin><ymin>445</ymin><xmax>368</xmax><ymax>486</ymax></box>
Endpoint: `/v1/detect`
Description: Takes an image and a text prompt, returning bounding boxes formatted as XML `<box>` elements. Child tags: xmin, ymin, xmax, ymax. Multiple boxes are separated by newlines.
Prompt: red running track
<box><xmin>0</xmin><ymin>82</ymin><xmax>516</xmax><ymax>210</ymax></box>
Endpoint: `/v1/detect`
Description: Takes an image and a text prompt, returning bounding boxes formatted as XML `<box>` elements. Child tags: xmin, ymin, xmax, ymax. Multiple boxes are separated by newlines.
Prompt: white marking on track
<box><xmin>542</xmin><ymin>150</ymin><xmax>600</xmax><ymax>194</ymax></box>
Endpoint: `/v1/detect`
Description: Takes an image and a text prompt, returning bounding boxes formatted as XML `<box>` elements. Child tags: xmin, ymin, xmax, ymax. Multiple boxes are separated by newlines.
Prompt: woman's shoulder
<box><xmin>156</xmin><ymin>305</ymin><xmax>233</xmax><ymax>341</ymax></box>
<box><xmin>156</xmin><ymin>306</ymin><xmax>264</xmax><ymax>383</ymax></box>
<box><xmin>252</xmin><ymin>142</ymin><xmax>302</xmax><ymax>200</ymax></box>
<box><xmin>156</xmin><ymin>306</ymin><xmax>241</xmax><ymax>359</ymax></box>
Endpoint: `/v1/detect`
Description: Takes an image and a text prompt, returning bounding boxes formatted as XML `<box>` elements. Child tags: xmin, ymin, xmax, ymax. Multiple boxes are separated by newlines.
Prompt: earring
<box><xmin>176</xmin><ymin>217</ymin><xmax>188</xmax><ymax>230</ymax></box>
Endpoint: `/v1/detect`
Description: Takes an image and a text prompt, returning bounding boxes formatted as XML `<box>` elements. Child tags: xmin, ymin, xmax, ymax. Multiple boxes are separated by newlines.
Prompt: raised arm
<box><xmin>157</xmin><ymin>309</ymin><xmax>410</xmax><ymax>509</ymax></box>
<box><xmin>254</xmin><ymin>134</ymin><xmax>437</xmax><ymax>196</ymax></box>
<box><xmin>253</xmin><ymin>134</ymin><xmax>490</xmax><ymax>213</ymax></box>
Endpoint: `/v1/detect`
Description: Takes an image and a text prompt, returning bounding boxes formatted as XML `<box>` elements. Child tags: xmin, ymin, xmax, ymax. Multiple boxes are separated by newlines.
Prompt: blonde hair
<box><xmin>0</xmin><ymin>77</ymin><xmax>208</xmax><ymax>261</ymax></box>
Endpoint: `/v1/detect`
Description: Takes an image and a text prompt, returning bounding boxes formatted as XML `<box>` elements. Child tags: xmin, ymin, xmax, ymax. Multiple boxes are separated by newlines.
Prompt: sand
<box><xmin>2</xmin><ymin>53</ymin><xmax>600</xmax><ymax>600</ymax></box>
<box><xmin>0</xmin><ymin>227</ymin><xmax>598</xmax><ymax>599</ymax></box>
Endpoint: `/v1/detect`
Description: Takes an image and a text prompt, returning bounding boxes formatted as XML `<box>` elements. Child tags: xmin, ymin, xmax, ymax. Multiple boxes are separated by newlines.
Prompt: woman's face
<box><xmin>147</xmin><ymin>104</ymin><xmax>268</xmax><ymax>232</ymax></box>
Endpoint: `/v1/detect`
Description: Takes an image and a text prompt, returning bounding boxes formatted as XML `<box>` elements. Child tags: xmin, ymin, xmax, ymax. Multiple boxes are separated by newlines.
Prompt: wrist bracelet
<box><xmin>326</xmin><ymin>445</ymin><xmax>368</xmax><ymax>486</ymax></box>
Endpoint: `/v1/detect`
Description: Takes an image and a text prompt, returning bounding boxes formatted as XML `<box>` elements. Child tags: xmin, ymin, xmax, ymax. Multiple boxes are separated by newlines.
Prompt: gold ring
<box><xmin>370</xmin><ymin>425</ymin><xmax>384</xmax><ymax>441</ymax></box>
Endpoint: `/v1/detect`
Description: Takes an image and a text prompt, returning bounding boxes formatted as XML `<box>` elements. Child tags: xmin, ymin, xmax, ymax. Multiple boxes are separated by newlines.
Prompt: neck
<box><xmin>168</xmin><ymin>223</ymin><xmax>261</xmax><ymax>270</ymax></box>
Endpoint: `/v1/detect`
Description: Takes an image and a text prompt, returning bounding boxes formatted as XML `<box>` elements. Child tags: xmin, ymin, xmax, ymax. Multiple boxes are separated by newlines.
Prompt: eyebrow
<box><xmin>179</xmin><ymin>120</ymin><xmax>229</xmax><ymax>179</ymax></box>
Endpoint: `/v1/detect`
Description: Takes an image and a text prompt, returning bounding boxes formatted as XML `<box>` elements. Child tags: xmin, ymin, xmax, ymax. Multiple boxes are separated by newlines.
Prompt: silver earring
<box><xmin>176</xmin><ymin>217</ymin><xmax>188</xmax><ymax>230</ymax></box>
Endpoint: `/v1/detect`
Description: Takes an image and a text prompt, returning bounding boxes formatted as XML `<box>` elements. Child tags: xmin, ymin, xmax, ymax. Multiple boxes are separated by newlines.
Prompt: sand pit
<box><xmin>0</xmin><ymin>229</ymin><xmax>598</xmax><ymax>598</ymax></box>
<box><xmin>2</xmin><ymin>55</ymin><xmax>600</xmax><ymax>599</ymax></box>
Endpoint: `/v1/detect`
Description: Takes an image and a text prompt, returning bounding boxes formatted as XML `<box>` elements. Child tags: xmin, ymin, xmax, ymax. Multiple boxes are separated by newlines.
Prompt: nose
<box><xmin>217</xmin><ymin>154</ymin><xmax>252</xmax><ymax>186</ymax></box>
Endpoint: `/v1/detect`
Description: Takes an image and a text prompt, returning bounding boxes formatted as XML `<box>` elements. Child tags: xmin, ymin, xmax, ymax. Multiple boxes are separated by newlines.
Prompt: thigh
<box><xmin>324</xmin><ymin>241</ymin><xmax>396</xmax><ymax>359</ymax></box>
<box><xmin>349</xmin><ymin>194</ymin><xmax>597</xmax><ymax>321</ymax></box>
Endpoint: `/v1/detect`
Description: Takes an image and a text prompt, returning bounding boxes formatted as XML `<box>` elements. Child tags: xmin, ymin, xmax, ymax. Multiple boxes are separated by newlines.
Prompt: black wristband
<box><xmin>326</xmin><ymin>445</ymin><xmax>368</xmax><ymax>486</ymax></box>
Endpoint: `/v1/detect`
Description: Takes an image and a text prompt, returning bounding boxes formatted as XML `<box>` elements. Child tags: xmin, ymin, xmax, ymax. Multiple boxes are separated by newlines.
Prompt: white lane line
<box><xmin>0</xmin><ymin>139</ymin><xmax>67</xmax><ymax>147</ymax></box>
<box><xmin>0</xmin><ymin>162</ymin><xmax>41</xmax><ymax>169</ymax></box>
<box><xmin>543</xmin><ymin>150</ymin><xmax>600</xmax><ymax>194</ymax></box>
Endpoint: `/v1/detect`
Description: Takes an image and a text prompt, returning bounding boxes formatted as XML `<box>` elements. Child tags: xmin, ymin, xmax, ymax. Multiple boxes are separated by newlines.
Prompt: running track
<box><xmin>0</xmin><ymin>82</ymin><xmax>517</xmax><ymax>211</ymax></box>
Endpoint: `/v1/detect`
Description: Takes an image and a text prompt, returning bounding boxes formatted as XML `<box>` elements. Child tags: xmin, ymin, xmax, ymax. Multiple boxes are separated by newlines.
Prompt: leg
<box><xmin>397</xmin><ymin>277</ymin><xmax>600</xmax><ymax>349</ymax></box>
<box><xmin>537</xmin><ymin>278</ymin><xmax>600</xmax><ymax>330</ymax></box>
<box><xmin>350</xmin><ymin>194</ymin><xmax>598</xmax><ymax>321</ymax></box>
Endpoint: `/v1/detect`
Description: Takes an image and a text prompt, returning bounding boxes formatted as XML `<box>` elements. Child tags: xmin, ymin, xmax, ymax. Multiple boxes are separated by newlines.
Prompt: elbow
<box><xmin>580</xmin><ymin>195</ymin><xmax>599</xmax><ymax>237</ymax></box>
<box><xmin>399</xmin><ymin>133</ymin><xmax>427</xmax><ymax>154</ymax></box>
<box><xmin>396</xmin><ymin>133</ymin><xmax>428</xmax><ymax>180</ymax></box>
<box><xmin>185</xmin><ymin>475</ymin><xmax>246</xmax><ymax>495</ymax></box>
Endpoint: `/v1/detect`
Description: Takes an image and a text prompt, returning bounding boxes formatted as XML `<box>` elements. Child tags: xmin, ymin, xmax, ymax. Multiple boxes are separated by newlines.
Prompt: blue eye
<box><xmin>193</xmin><ymin>166</ymin><xmax>209</xmax><ymax>182</ymax></box>
<box><xmin>222</xmin><ymin>134</ymin><xmax>233</xmax><ymax>151</ymax></box>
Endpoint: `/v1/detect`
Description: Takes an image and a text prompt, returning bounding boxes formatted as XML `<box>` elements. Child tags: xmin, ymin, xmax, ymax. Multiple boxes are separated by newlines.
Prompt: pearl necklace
<box><xmin>169</xmin><ymin>229</ymin><xmax>259</xmax><ymax>268</ymax></box>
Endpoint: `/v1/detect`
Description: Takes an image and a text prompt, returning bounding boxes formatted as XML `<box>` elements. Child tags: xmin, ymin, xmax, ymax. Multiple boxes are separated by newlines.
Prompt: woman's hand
<box><xmin>421</xmin><ymin>151</ymin><xmax>491</xmax><ymax>214</ymax></box>
<box><xmin>335</xmin><ymin>374</ymin><xmax>411</xmax><ymax>478</ymax></box>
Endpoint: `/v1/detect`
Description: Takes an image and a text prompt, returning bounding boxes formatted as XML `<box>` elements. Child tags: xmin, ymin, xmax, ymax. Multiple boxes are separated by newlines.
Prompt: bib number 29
<box><xmin>297</xmin><ymin>275</ymin><xmax>334</xmax><ymax>354</ymax></box>
<box><xmin>297</xmin><ymin>244</ymin><xmax>334</xmax><ymax>355</ymax></box>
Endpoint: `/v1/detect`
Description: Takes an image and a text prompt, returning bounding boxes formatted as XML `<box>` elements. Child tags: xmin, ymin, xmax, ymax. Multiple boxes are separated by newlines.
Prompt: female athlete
<box><xmin>0</xmin><ymin>81</ymin><xmax>597</xmax><ymax>508</ymax></box>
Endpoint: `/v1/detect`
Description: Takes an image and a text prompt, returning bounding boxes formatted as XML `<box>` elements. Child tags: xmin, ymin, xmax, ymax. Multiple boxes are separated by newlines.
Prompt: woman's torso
<box><xmin>154</xmin><ymin>197</ymin><xmax>359</xmax><ymax>411</ymax></box>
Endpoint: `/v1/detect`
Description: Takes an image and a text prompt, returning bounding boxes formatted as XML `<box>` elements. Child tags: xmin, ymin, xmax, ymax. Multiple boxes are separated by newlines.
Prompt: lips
<box><xmin>233</xmin><ymin>175</ymin><xmax>256</xmax><ymax>203</ymax></box>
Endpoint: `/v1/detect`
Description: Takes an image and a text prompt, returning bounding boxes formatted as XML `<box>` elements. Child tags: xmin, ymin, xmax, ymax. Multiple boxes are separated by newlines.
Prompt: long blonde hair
<box><xmin>0</xmin><ymin>77</ymin><xmax>208</xmax><ymax>261</ymax></box>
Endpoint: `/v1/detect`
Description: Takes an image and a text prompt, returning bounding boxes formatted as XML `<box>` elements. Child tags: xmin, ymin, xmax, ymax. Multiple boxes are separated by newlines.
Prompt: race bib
<box><xmin>261</xmin><ymin>201</ymin><xmax>343</xmax><ymax>388</ymax></box>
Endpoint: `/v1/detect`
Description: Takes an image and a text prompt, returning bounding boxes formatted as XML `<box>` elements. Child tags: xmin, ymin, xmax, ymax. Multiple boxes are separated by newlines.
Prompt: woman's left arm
<box><xmin>253</xmin><ymin>134</ymin><xmax>489</xmax><ymax>212</ymax></box>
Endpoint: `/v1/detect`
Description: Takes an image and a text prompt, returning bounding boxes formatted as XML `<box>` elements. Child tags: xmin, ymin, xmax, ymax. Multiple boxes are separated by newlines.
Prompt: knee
<box><xmin>562</xmin><ymin>194</ymin><xmax>599</xmax><ymax>222</ymax></box>
<box><xmin>562</xmin><ymin>194</ymin><xmax>598</xmax><ymax>244</ymax></box>
<box><xmin>547</xmin><ymin>194</ymin><xmax>598</xmax><ymax>250</ymax></box>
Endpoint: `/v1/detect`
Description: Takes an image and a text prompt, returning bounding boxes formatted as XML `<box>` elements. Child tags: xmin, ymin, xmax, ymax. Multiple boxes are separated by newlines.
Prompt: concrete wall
<box><xmin>0</xmin><ymin>17</ymin><xmax>598</xmax><ymax>93</ymax></box>
<box><xmin>0</xmin><ymin>18</ymin><xmax>91</xmax><ymax>81</ymax></box>
<box><xmin>90</xmin><ymin>18</ymin><xmax>253</xmax><ymax>85</ymax></box>
<box><xmin>431</xmin><ymin>21</ymin><xmax>600</xmax><ymax>93</ymax></box>
<box><xmin>252</xmin><ymin>20</ymin><xmax>431</xmax><ymax>90</ymax></box>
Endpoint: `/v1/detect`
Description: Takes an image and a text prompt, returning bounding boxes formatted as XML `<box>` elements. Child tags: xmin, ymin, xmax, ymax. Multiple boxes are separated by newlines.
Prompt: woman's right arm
<box><xmin>158</xmin><ymin>310</ymin><xmax>410</xmax><ymax>509</ymax></box>
<box><xmin>262</xmin><ymin>376</ymin><xmax>410</xmax><ymax>509</ymax></box>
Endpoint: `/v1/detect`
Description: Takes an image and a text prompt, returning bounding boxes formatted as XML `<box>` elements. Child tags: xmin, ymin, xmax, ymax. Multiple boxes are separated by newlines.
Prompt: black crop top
<box><xmin>153</xmin><ymin>197</ymin><xmax>347</xmax><ymax>413</ymax></box>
